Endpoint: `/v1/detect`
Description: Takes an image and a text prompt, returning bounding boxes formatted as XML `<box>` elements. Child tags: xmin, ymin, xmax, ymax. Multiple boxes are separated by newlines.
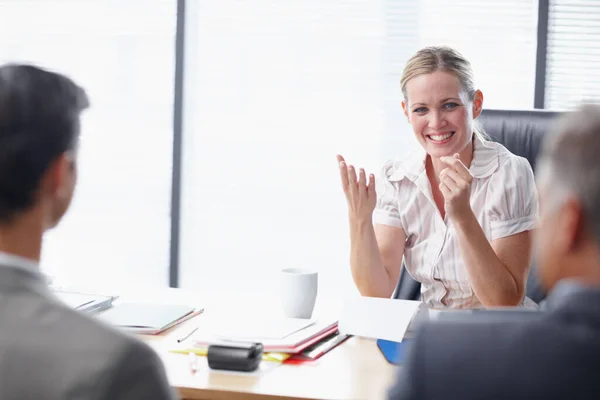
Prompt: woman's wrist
<box><xmin>451</xmin><ymin>208</ymin><xmax>477</xmax><ymax>231</ymax></box>
<box><xmin>349</xmin><ymin>214</ymin><xmax>374</xmax><ymax>229</ymax></box>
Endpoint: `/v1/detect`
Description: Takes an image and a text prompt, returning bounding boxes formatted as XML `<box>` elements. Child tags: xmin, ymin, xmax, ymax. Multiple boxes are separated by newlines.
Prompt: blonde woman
<box><xmin>337</xmin><ymin>46</ymin><xmax>538</xmax><ymax>308</ymax></box>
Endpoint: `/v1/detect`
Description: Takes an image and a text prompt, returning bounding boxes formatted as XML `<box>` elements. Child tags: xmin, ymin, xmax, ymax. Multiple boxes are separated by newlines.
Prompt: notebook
<box><xmin>97</xmin><ymin>303</ymin><xmax>202</xmax><ymax>334</ymax></box>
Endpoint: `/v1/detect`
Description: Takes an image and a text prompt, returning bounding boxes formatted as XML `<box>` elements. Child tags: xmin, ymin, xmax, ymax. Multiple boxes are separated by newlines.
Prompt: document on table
<box><xmin>338</xmin><ymin>296</ymin><xmax>422</xmax><ymax>342</ymax></box>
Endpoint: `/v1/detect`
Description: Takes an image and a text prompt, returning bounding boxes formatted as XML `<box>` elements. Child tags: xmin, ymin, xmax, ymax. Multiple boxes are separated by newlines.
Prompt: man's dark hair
<box><xmin>0</xmin><ymin>64</ymin><xmax>89</xmax><ymax>223</ymax></box>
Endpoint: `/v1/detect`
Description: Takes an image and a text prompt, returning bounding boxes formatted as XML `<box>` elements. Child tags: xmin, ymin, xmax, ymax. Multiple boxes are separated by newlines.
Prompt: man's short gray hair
<box><xmin>538</xmin><ymin>104</ymin><xmax>600</xmax><ymax>244</ymax></box>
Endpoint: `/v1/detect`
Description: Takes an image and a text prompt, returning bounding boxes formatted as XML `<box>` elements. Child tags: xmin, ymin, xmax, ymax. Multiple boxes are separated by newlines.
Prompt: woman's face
<box><xmin>402</xmin><ymin>70</ymin><xmax>482</xmax><ymax>159</ymax></box>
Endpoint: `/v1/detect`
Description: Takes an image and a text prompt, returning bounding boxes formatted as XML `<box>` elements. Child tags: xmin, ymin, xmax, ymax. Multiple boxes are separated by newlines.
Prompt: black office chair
<box><xmin>393</xmin><ymin>109</ymin><xmax>561</xmax><ymax>304</ymax></box>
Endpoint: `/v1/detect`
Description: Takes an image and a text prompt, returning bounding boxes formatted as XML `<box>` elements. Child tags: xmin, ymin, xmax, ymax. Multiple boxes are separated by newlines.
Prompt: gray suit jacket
<box><xmin>0</xmin><ymin>263</ymin><xmax>178</xmax><ymax>400</ymax></box>
<box><xmin>388</xmin><ymin>281</ymin><xmax>600</xmax><ymax>400</ymax></box>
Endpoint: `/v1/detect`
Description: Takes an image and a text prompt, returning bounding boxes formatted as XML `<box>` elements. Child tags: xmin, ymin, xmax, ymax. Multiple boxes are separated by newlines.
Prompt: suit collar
<box><xmin>0</xmin><ymin>252</ymin><xmax>49</xmax><ymax>293</ymax></box>
<box><xmin>546</xmin><ymin>279</ymin><xmax>600</xmax><ymax>328</ymax></box>
<box><xmin>388</xmin><ymin>137</ymin><xmax>500</xmax><ymax>182</ymax></box>
<box><xmin>0</xmin><ymin>250</ymin><xmax>39</xmax><ymax>271</ymax></box>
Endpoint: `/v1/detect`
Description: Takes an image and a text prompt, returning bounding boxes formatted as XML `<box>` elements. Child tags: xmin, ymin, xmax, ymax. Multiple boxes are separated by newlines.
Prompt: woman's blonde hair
<box><xmin>400</xmin><ymin>45</ymin><xmax>488</xmax><ymax>141</ymax></box>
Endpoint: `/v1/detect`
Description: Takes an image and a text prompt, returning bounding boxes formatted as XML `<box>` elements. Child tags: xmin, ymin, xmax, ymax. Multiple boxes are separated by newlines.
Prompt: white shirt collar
<box><xmin>389</xmin><ymin>137</ymin><xmax>500</xmax><ymax>181</ymax></box>
<box><xmin>0</xmin><ymin>250</ymin><xmax>40</xmax><ymax>271</ymax></box>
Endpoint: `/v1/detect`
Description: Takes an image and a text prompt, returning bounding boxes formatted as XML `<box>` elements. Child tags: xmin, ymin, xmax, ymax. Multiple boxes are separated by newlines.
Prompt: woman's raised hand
<box><xmin>439</xmin><ymin>153</ymin><xmax>474</xmax><ymax>224</ymax></box>
<box><xmin>337</xmin><ymin>154</ymin><xmax>377</xmax><ymax>222</ymax></box>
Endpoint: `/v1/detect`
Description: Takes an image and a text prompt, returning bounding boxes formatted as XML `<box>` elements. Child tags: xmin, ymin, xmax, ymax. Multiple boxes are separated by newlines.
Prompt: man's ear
<box><xmin>401</xmin><ymin>100</ymin><xmax>410</xmax><ymax>122</ymax></box>
<box><xmin>41</xmin><ymin>153</ymin><xmax>73</xmax><ymax>198</ymax></box>
<box><xmin>556</xmin><ymin>198</ymin><xmax>586</xmax><ymax>253</ymax></box>
<box><xmin>472</xmin><ymin>90</ymin><xmax>484</xmax><ymax>119</ymax></box>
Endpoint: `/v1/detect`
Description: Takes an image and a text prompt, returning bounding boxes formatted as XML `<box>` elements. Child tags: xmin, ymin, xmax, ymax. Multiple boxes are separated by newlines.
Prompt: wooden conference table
<box><xmin>128</xmin><ymin>287</ymin><xmax>398</xmax><ymax>400</ymax></box>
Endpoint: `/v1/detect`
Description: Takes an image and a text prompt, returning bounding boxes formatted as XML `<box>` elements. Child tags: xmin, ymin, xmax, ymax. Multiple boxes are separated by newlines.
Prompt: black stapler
<box><xmin>207</xmin><ymin>342</ymin><xmax>263</xmax><ymax>372</ymax></box>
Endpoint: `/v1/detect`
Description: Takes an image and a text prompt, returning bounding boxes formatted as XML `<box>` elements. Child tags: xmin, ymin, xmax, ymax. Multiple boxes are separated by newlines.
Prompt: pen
<box><xmin>177</xmin><ymin>326</ymin><xmax>199</xmax><ymax>343</ymax></box>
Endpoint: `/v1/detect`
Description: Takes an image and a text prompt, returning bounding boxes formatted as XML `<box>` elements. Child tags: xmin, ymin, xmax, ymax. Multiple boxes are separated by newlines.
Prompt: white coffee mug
<box><xmin>280</xmin><ymin>268</ymin><xmax>318</xmax><ymax>319</ymax></box>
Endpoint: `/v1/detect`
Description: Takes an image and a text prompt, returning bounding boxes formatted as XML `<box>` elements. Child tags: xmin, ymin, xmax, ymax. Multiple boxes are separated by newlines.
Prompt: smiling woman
<box><xmin>338</xmin><ymin>46</ymin><xmax>539</xmax><ymax>309</ymax></box>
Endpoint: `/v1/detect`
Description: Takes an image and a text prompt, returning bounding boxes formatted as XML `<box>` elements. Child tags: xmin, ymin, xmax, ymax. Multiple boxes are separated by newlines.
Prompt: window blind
<box><xmin>545</xmin><ymin>0</ymin><xmax>600</xmax><ymax>110</ymax></box>
<box><xmin>0</xmin><ymin>0</ymin><xmax>176</xmax><ymax>289</ymax></box>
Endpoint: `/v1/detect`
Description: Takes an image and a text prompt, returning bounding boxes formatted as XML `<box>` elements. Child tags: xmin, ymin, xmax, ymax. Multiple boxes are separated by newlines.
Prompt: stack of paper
<box><xmin>191</xmin><ymin>316</ymin><xmax>338</xmax><ymax>353</ymax></box>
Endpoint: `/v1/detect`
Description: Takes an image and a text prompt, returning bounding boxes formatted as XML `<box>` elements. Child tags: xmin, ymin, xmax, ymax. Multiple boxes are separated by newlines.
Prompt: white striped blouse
<box><xmin>373</xmin><ymin>138</ymin><xmax>539</xmax><ymax>309</ymax></box>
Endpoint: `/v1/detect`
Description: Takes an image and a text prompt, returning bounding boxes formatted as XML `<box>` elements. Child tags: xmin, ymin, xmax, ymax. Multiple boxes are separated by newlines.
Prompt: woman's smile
<box><xmin>426</xmin><ymin>130</ymin><xmax>455</xmax><ymax>144</ymax></box>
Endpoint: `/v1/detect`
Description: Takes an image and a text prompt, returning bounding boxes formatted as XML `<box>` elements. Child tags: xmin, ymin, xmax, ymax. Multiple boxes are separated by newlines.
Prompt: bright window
<box><xmin>178</xmin><ymin>0</ymin><xmax>539</xmax><ymax>295</ymax></box>
<box><xmin>0</xmin><ymin>0</ymin><xmax>176</xmax><ymax>289</ymax></box>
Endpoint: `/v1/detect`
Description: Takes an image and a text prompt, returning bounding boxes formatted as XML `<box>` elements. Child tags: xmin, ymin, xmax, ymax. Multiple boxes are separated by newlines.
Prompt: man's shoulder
<box><xmin>44</xmin><ymin>297</ymin><xmax>138</xmax><ymax>345</ymax></box>
<box><xmin>391</xmin><ymin>309</ymin><xmax>600</xmax><ymax>400</ymax></box>
<box><xmin>0</xmin><ymin>291</ymin><xmax>171</xmax><ymax>399</ymax></box>
<box><xmin>14</xmin><ymin>293</ymin><xmax>156</xmax><ymax>367</ymax></box>
<box><xmin>421</xmin><ymin>310</ymin><xmax>546</xmax><ymax>338</ymax></box>
<box><xmin>44</xmin><ymin>302</ymin><xmax>174</xmax><ymax>399</ymax></box>
<box><xmin>413</xmin><ymin>312</ymin><xmax>552</xmax><ymax>368</ymax></box>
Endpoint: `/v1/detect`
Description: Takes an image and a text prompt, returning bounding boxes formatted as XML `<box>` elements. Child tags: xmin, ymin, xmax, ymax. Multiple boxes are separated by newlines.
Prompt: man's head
<box><xmin>536</xmin><ymin>104</ymin><xmax>600</xmax><ymax>291</ymax></box>
<box><xmin>0</xmin><ymin>64</ymin><xmax>88</xmax><ymax>230</ymax></box>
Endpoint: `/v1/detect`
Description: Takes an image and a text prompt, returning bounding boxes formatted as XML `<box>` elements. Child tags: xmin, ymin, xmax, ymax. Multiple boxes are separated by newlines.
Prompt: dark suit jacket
<box><xmin>0</xmin><ymin>262</ymin><xmax>178</xmax><ymax>400</ymax></box>
<box><xmin>388</xmin><ymin>280</ymin><xmax>600</xmax><ymax>400</ymax></box>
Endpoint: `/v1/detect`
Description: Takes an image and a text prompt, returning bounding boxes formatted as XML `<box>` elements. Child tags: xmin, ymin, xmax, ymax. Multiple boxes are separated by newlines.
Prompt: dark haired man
<box><xmin>0</xmin><ymin>64</ymin><xmax>176</xmax><ymax>400</ymax></box>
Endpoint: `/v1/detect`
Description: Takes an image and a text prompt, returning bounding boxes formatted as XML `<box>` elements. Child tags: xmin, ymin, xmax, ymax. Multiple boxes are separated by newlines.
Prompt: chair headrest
<box><xmin>478</xmin><ymin>109</ymin><xmax>562</xmax><ymax>173</ymax></box>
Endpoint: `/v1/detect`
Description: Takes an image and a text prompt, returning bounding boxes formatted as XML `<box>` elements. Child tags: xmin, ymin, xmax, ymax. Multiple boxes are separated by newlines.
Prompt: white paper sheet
<box><xmin>338</xmin><ymin>296</ymin><xmax>422</xmax><ymax>342</ymax></box>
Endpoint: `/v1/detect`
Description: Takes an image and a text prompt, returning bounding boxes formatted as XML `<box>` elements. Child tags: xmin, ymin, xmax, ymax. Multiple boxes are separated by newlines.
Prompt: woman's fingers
<box><xmin>338</xmin><ymin>155</ymin><xmax>375</xmax><ymax>209</ymax></box>
<box><xmin>338</xmin><ymin>159</ymin><xmax>350</xmax><ymax>193</ymax></box>
<box><xmin>440</xmin><ymin>173</ymin><xmax>460</xmax><ymax>194</ymax></box>
<box><xmin>440</xmin><ymin>154</ymin><xmax>473</xmax><ymax>182</ymax></box>
<box><xmin>440</xmin><ymin>168</ymin><xmax>466</xmax><ymax>190</ymax></box>
<box><xmin>439</xmin><ymin>181</ymin><xmax>453</xmax><ymax>198</ymax></box>
<box><xmin>358</xmin><ymin>168</ymin><xmax>367</xmax><ymax>195</ymax></box>
<box><xmin>367</xmin><ymin>173</ymin><xmax>376</xmax><ymax>195</ymax></box>
<box><xmin>347</xmin><ymin>165</ymin><xmax>358</xmax><ymax>197</ymax></box>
